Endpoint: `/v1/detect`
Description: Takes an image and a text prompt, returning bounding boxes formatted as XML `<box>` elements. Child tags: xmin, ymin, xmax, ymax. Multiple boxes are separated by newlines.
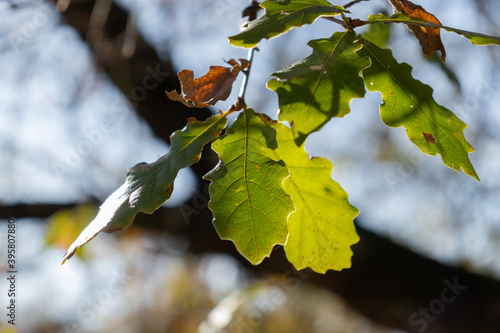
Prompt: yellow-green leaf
<box><xmin>261</xmin><ymin>115</ymin><xmax>359</xmax><ymax>273</ymax></box>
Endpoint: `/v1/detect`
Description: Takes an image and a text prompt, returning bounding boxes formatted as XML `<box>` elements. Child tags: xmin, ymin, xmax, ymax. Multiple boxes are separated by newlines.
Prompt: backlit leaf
<box><xmin>356</xmin><ymin>37</ymin><xmax>479</xmax><ymax>180</ymax></box>
<box><xmin>204</xmin><ymin>108</ymin><xmax>293</xmax><ymax>265</ymax></box>
<box><xmin>228</xmin><ymin>0</ymin><xmax>345</xmax><ymax>48</ymax></box>
<box><xmin>166</xmin><ymin>59</ymin><xmax>249</xmax><ymax>108</ymax></box>
<box><xmin>267</xmin><ymin>30</ymin><xmax>370</xmax><ymax>145</ymax></box>
<box><xmin>368</xmin><ymin>13</ymin><xmax>500</xmax><ymax>47</ymax></box>
<box><xmin>260</xmin><ymin>114</ymin><xmax>359</xmax><ymax>273</ymax></box>
<box><xmin>63</xmin><ymin>115</ymin><xmax>227</xmax><ymax>263</ymax></box>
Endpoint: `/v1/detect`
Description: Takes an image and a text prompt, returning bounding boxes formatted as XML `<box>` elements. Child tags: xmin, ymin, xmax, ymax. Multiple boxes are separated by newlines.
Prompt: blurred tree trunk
<box><xmin>56</xmin><ymin>0</ymin><xmax>218</xmax><ymax>181</ymax></box>
<box><xmin>4</xmin><ymin>201</ymin><xmax>500</xmax><ymax>332</ymax></box>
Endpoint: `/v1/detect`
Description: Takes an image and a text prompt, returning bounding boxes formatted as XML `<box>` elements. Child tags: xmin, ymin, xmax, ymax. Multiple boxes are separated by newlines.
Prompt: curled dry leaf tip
<box><xmin>389</xmin><ymin>0</ymin><xmax>446</xmax><ymax>61</ymax></box>
<box><xmin>166</xmin><ymin>58</ymin><xmax>250</xmax><ymax>108</ymax></box>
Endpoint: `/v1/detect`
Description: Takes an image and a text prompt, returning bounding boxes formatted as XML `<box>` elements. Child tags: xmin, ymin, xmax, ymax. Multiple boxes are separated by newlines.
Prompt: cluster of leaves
<box><xmin>63</xmin><ymin>0</ymin><xmax>500</xmax><ymax>273</ymax></box>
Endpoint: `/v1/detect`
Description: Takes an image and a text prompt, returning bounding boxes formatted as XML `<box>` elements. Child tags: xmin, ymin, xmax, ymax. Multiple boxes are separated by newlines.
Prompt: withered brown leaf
<box><xmin>388</xmin><ymin>0</ymin><xmax>446</xmax><ymax>62</ymax></box>
<box><xmin>166</xmin><ymin>59</ymin><xmax>250</xmax><ymax>108</ymax></box>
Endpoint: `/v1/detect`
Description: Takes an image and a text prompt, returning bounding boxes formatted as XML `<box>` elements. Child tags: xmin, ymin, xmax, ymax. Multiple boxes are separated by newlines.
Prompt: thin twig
<box><xmin>238</xmin><ymin>47</ymin><xmax>255</xmax><ymax>101</ymax></box>
<box><xmin>344</xmin><ymin>0</ymin><xmax>370</xmax><ymax>9</ymax></box>
<box><xmin>232</xmin><ymin>1</ymin><xmax>261</xmax><ymax>110</ymax></box>
<box><xmin>227</xmin><ymin>47</ymin><xmax>255</xmax><ymax>113</ymax></box>
<box><xmin>323</xmin><ymin>16</ymin><xmax>347</xmax><ymax>28</ymax></box>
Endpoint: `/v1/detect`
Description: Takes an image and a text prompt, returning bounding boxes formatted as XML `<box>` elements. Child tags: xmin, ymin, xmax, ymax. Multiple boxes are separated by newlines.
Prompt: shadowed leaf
<box><xmin>267</xmin><ymin>30</ymin><xmax>370</xmax><ymax>145</ymax></box>
<box><xmin>62</xmin><ymin>115</ymin><xmax>227</xmax><ymax>263</ymax></box>
<box><xmin>228</xmin><ymin>0</ymin><xmax>345</xmax><ymax>48</ymax></box>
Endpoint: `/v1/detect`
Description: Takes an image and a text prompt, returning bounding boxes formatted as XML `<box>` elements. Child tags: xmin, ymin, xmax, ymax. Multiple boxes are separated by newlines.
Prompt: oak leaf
<box><xmin>166</xmin><ymin>59</ymin><xmax>249</xmax><ymax>108</ymax></box>
<box><xmin>259</xmin><ymin>114</ymin><xmax>359</xmax><ymax>273</ymax></box>
<box><xmin>61</xmin><ymin>115</ymin><xmax>227</xmax><ymax>264</ymax></box>
<box><xmin>267</xmin><ymin>31</ymin><xmax>370</xmax><ymax>145</ymax></box>
<box><xmin>388</xmin><ymin>0</ymin><xmax>446</xmax><ymax>61</ymax></box>
<box><xmin>368</xmin><ymin>13</ymin><xmax>500</xmax><ymax>47</ymax></box>
<box><xmin>357</xmin><ymin>37</ymin><xmax>478</xmax><ymax>179</ymax></box>
<box><xmin>228</xmin><ymin>0</ymin><xmax>345</xmax><ymax>48</ymax></box>
<box><xmin>204</xmin><ymin>109</ymin><xmax>293</xmax><ymax>265</ymax></box>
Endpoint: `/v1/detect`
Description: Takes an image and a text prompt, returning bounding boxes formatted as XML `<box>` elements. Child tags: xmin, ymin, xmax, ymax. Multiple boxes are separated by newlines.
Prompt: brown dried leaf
<box><xmin>389</xmin><ymin>0</ymin><xmax>446</xmax><ymax>61</ymax></box>
<box><xmin>166</xmin><ymin>59</ymin><xmax>250</xmax><ymax>108</ymax></box>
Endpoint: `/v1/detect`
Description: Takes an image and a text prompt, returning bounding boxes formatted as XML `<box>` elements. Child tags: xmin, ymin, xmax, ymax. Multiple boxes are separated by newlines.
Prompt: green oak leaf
<box><xmin>367</xmin><ymin>13</ymin><xmax>500</xmax><ymax>46</ymax></box>
<box><xmin>362</xmin><ymin>11</ymin><xmax>392</xmax><ymax>48</ymax></box>
<box><xmin>356</xmin><ymin>37</ymin><xmax>479</xmax><ymax>180</ymax></box>
<box><xmin>259</xmin><ymin>115</ymin><xmax>359</xmax><ymax>273</ymax></box>
<box><xmin>228</xmin><ymin>0</ymin><xmax>345</xmax><ymax>48</ymax></box>
<box><xmin>267</xmin><ymin>30</ymin><xmax>370</xmax><ymax>145</ymax></box>
<box><xmin>204</xmin><ymin>108</ymin><xmax>293</xmax><ymax>265</ymax></box>
<box><xmin>62</xmin><ymin>115</ymin><xmax>227</xmax><ymax>264</ymax></box>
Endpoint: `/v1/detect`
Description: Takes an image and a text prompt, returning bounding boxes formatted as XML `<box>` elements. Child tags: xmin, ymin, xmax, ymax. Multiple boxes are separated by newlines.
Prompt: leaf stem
<box><xmin>344</xmin><ymin>0</ymin><xmax>370</xmax><ymax>9</ymax></box>
<box><xmin>231</xmin><ymin>1</ymin><xmax>260</xmax><ymax>113</ymax></box>
<box><xmin>323</xmin><ymin>0</ymin><xmax>371</xmax><ymax>28</ymax></box>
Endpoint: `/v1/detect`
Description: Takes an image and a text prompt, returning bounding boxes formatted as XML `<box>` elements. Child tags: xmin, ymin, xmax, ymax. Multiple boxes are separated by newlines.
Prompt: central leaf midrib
<box><xmin>242</xmin><ymin>111</ymin><xmax>258</xmax><ymax>254</ymax></box>
<box><xmin>129</xmin><ymin>117</ymin><xmax>223</xmax><ymax>197</ymax></box>
<box><xmin>361</xmin><ymin>39</ymin><xmax>466</xmax><ymax>162</ymax></box>
<box><xmin>305</xmin><ymin>31</ymin><xmax>346</xmax><ymax>119</ymax></box>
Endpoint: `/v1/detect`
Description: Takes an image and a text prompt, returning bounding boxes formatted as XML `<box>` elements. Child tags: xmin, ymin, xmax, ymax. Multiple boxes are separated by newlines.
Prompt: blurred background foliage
<box><xmin>1</xmin><ymin>0</ymin><xmax>500</xmax><ymax>332</ymax></box>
